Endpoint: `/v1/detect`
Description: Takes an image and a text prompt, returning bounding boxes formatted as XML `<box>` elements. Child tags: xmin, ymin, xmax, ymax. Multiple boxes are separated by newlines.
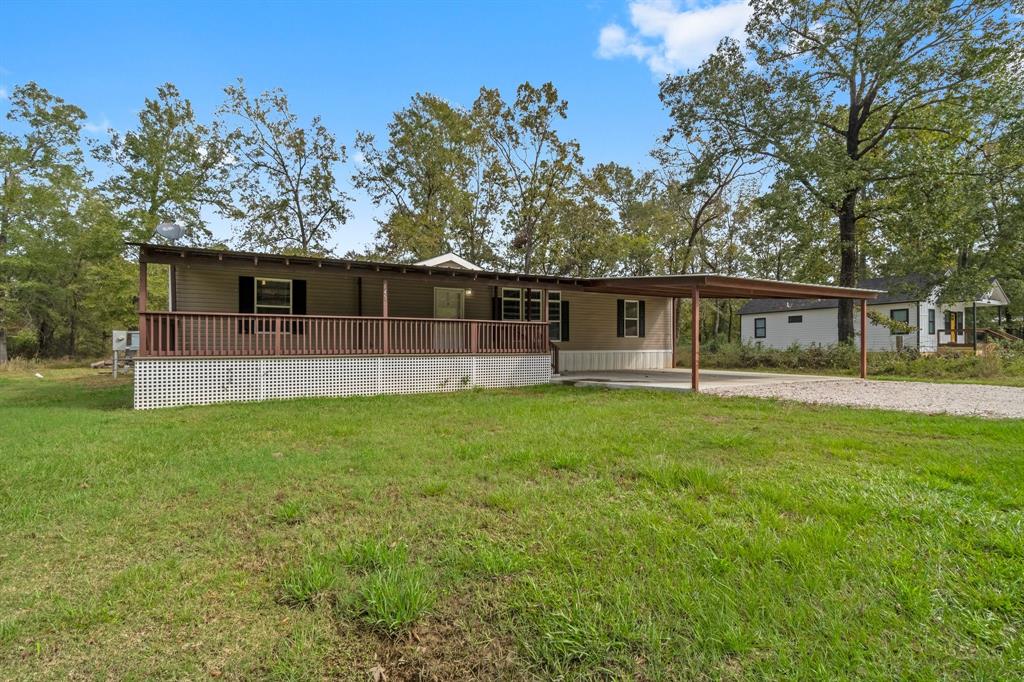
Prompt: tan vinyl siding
<box><xmin>174</xmin><ymin>262</ymin><xmax>359</xmax><ymax>315</ymax></box>
<box><xmin>357</xmin><ymin>278</ymin><xmax>494</xmax><ymax>318</ymax></box>
<box><xmin>173</xmin><ymin>262</ymin><xmax>673</xmax><ymax>353</ymax></box>
<box><xmin>557</xmin><ymin>292</ymin><xmax>673</xmax><ymax>352</ymax></box>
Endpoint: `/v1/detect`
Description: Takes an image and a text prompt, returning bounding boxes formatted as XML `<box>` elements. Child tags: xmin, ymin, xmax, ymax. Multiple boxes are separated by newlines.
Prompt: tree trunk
<box><xmin>837</xmin><ymin>190</ymin><xmax>858</xmax><ymax>343</ymax></box>
<box><xmin>0</xmin><ymin>330</ymin><xmax>7</xmax><ymax>365</ymax></box>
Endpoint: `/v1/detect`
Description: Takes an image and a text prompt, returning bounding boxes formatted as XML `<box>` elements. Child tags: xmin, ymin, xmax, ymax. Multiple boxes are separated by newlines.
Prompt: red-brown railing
<box><xmin>138</xmin><ymin>312</ymin><xmax>549</xmax><ymax>358</ymax></box>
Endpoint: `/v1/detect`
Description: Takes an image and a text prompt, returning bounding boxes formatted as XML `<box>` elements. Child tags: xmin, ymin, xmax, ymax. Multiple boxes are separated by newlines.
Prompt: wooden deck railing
<box><xmin>138</xmin><ymin>312</ymin><xmax>549</xmax><ymax>357</ymax></box>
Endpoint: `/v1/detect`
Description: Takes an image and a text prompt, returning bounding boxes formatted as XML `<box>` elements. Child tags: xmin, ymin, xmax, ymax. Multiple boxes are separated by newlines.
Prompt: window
<box><xmin>501</xmin><ymin>288</ymin><xmax>522</xmax><ymax>321</ymax></box>
<box><xmin>503</xmin><ymin>288</ymin><xmax>547</xmax><ymax>321</ymax></box>
<box><xmin>254</xmin><ymin>278</ymin><xmax>292</xmax><ymax>333</ymax></box>
<box><xmin>788</xmin><ymin>315</ymin><xmax>803</xmax><ymax>324</ymax></box>
<box><xmin>547</xmin><ymin>291</ymin><xmax>561</xmax><ymax>341</ymax></box>
<box><xmin>623</xmin><ymin>299</ymin><xmax>640</xmax><ymax>337</ymax></box>
<box><xmin>754</xmin><ymin>317</ymin><xmax>766</xmax><ymax>338</ymax></box>
<box><xmin>255</xmin><ymin>278</ymin><xmax>292</xmax><ymax>314</ymax></box>
<box><xmin>527</xmin><ymin>290</ymin><xmax>542</xmax><ymax>321</ymax></box>
<box><xmin>890</xmin><ymin>308</ymin><xmax>909</xmax><ymax>335</ymax></box>
<box><xmin>928</xmin><ymin>308</ymin><xmax>935</xmax><ymax>335</ymax></box>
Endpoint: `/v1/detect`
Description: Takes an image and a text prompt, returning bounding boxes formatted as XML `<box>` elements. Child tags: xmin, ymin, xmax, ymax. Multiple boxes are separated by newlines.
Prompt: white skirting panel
<box><xmin>134</xmin><ymin>354</ymin><xmax>551</xmax><ymax>409</ymax></box>
<box><xmin>558</xmin><ymin>350</ymin><xmax>673</xmax><ymax>372</ymax></box>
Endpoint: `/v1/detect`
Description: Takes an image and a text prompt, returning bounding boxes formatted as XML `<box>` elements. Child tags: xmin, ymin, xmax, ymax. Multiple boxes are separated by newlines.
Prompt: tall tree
<box><xmin>542</xmin><ymin>187</ymin><xmax>621</xmax><ymax>277</ymax></box>
<box><xmin>0</xmin><ymin>83</ymin><xmax>87</xmax><ymax>363</ymax></box>
<box><xmin>353</xmin><ymin>93</ymin><xmax>502</xmax><ymax>264</ymax></box>
<box><xmin>93</xmin><ymin>83</ymin><xmax>230</xmax><ymax>243</ymax></box>
<box><xmin>218</xmin><ymin>80</ymin><xmax>351</xmax><ymax>255</ymax></box>
<box><xmin>473</xmin><ymin>82</ymin><xmax>582</xmax><ymax>273</ymax></box>
<box><xmin>652</xmin><ymin>144</ymin><xmax>752</xmax><ymax>275</ymax></box>
<box><xmin>660</xmin><ymin>0</ymin><xmax>1018</xmax><ymax>342</ymax></box>
<box><xmin>588</xmin><ymin>163</ymin><xmax>662</xmax><ymax>276</ymax></box>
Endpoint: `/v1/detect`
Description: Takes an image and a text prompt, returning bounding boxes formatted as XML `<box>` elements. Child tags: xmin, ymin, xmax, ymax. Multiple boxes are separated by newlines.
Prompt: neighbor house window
<box><xmin>256</xmin><ymin>278</ymin><xmax>292</xmax><ymax>314</ymax></box>
<box><xmin>890</xmin><ymin>308</ymin><xmax>909</xmax><ymax>335</ymax></box>
<box><xmin>501</xmin><ymin>288</ymin><xmax>522</xmax><ymax>321</ymax></box>
<box><xmin>547</xmin><ymin>291</ymin><xmax>561</xmax><ymax>341</ymax></box>
<box><xmin>928</xmin><ymin>308</ymin><xmax>935</xmax><ymax>335</ymax></box>
<box><xmin>788</xmin><ymin>315</ymin><xmax>803</xmax><ymax>324</ymax></box>
<box><xmin>623</xmin><ymin>299</ymin><xmax>640</xmax><ymax>337</ymax></box>
<box><xmin>754</xmin><ymin>317</ymin><xmax>766</xmax><ymax>338</ymax></box>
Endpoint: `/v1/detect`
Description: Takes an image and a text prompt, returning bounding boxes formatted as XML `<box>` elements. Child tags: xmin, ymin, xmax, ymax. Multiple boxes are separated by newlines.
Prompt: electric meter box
<box><xmin>112</xmin><ymin>330</ymin><xmax>139</xmax><ymax>352</ymax></box>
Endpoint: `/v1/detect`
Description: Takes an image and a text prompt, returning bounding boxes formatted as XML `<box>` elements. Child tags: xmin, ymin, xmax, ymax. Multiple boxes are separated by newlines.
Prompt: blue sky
<box><xmin>3</xmin><ymin>0</ymin><xmax>751</xmax><ymax>252</ymax></box>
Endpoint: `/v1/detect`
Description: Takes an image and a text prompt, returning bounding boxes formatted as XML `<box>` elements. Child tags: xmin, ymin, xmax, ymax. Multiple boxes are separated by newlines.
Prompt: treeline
<box><xmin>1</xmin><ymin>0</ymin><xmax>1021</xmax><ymax>360</ymax></box>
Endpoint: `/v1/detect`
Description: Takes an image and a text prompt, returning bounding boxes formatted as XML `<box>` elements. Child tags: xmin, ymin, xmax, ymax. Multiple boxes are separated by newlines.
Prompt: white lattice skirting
<box><xmin>133</xmin><ymin>354</ymin><xmax>552</xmax><ymax>409</ymax></box>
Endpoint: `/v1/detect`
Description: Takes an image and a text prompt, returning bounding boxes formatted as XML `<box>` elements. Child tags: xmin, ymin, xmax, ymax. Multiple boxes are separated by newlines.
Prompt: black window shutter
<box><xmin>560</xmin><ymin>300</ymin><xmax>570</xmax><ymax>342</ymax></box>
<box><xmin>492</xmin><ymin>289</ymin><xmax>501</xmax><ymax>320</ymax></box>
<box><xmin>616</xmin><ymin>299</ymin><xmax>624</xmax><ymax>337</ymax></box>
<box><xmin>291</xmin><ymin>279</ymin><xmax>307</xmax><ymax>335</ymax></box>
<box><xmin>292</xmin><ymin>280</ymin><xmax>307</xmax><ymax>315</ymax></box>
<box><xmin>238</xmin><ymin>276</ymin><xmax>255</xmax><ymax>334</ymax></box>
<box><xmin>639</xmin><ymin>300</ymin><xmax>646</xmax><ymax>337</ymax></box>
<box><xmin>239</xmin><ymin>276</ymin><xmax>255</xmax><ymax>313</ymax></box>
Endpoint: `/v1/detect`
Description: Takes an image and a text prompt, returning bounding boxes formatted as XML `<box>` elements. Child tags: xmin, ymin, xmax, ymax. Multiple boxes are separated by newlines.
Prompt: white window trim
<box><xmin>754</xmin><ymin>317</ymin><xmax>766</xmax><ymax>339</ymax></box>
<box><xmin>548</xmin><ymin>291</ymin><xmax>561</xmax><ymax>342</ymax></box>
<box><xmin>889</xmin><ymin>308</ymin><xmax>910</xmax><ymax>336</ymax></box>
<box><xmin>623</xmin><ymin>299</ymin><xmax>640</xmax><ymax>338</ymax></box>
<box><xmin>501</xmin><ymin>287</ymin><xmax>523</xmax><ymax>321</ymax></box>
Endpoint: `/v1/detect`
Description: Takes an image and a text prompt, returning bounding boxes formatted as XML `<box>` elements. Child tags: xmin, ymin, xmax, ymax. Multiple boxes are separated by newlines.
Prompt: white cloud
<box><xmin>82</xmin><ymin>117</ymin><xmax>112</xmax><ymax>135</ymax></box>
<box><xmin>597</xmin><ymin>0</ymin><xmax>752</xmax><ymax>75</ymax></box>
<box><xmin>0</xmin><ymin>86</ymin><xmax>8</xmax><ymax>100</ymax></box>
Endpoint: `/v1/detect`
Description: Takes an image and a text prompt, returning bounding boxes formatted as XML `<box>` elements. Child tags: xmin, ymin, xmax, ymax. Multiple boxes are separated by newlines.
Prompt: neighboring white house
<box><xmin>738</xmin><ymin>275</ymin><xmax>1011</xmax><ymax>352</ymax></box>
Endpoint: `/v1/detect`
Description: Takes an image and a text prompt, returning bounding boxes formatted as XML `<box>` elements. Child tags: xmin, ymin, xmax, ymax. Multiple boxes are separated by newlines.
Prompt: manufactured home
<box><xmin>738</xmin><ymin>275</ymin><xmax>1012</xmax><ymax>352</ymax></box>
<box><xmin>131</xmin><ymin>243</ymin><xmax>880</xmax><ymax>408</ymax></box>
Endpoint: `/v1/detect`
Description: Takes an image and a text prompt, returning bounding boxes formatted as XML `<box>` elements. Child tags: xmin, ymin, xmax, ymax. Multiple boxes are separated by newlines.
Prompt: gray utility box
<box><xmin>112</xmin><ymin>330</ymin><xmax>140</xmax><ymax>352</ymax></box>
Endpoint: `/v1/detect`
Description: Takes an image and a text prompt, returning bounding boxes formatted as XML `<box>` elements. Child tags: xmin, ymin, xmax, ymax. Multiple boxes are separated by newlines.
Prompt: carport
<box><xmin>579</xmin><ymin>275</ymin><xmax>882</xmax><ymax>391</ymax></box>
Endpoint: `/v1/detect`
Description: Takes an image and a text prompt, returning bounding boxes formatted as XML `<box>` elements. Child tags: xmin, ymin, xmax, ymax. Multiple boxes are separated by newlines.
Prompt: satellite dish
<box><xmin>155</xmin><ymin>222</ymin><xmax>185</xmax><ymax>243</ymax></box>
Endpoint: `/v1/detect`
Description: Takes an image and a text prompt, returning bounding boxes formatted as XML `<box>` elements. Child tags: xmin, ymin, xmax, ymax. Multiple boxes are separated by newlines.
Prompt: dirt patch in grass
<box><xmin>361</xmin><ymin>591</ymin><xmax>521</xmax><ymax>681</ymax></box>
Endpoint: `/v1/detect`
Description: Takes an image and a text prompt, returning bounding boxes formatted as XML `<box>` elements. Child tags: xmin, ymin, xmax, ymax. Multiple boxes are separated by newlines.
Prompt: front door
<box><xmin>433</xmin><ymin>287</ymin><xmax>465</xmax><ymax>319</ymax></box>
<box><xmin>433</xmin><ymin>288</ymin><xmax>466</xmax><ymax>351</ymax></box>
<box><xmin>948</xmin><ymin>311</ymin><xmax>964</xmax><ymax>344</ymax></box>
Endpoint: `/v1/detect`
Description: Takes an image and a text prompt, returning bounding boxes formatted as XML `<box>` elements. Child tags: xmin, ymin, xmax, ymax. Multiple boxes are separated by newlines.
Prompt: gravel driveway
<box><xmin>705</xmin><ymin>379</ymin><xmax>1024</xmax><ymax>419</ymax></box>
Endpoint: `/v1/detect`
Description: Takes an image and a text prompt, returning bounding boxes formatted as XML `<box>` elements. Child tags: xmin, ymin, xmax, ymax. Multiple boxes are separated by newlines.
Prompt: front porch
<box><xmin>137</xmin><ymin>311</ymin><xmax>549</xmax><ymax>358</ymax></box>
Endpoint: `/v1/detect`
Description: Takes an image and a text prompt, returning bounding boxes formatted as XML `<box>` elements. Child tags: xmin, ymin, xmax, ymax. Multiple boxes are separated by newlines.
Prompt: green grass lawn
<box><xmin>2</xmin><ymin>369</ymin><xmax>1022</xmax><ymax>680</ymax></box>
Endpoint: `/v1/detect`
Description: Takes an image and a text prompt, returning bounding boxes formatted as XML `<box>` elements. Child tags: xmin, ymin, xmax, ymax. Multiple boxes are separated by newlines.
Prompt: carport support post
<box><xmin>859</xmin><ymin>299</ymin><xmax>868</xmax><ymax>379</ymax></box>
<box><xmin>691</xmin><ymin>287</ymin><xmax>700</xmax><ymax>392</ymax></box>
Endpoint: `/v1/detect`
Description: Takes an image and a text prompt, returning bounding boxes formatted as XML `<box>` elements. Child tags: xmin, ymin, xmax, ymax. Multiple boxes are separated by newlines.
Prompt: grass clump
<box><xmin>340</xmin><ymin>538</ymin><xmax>408</xmax><ymax>573</ymax></box>
<box><xmin>271</xmin><ymin>499</ymin><xmax>307</xmax><ymax>525</ymax></box>
<box><xmin>280</xmin><ymin>553</ymin><xmax>343</xmax><ymax>607</ymax></box>
<box><xmin>352</xmin><ymin>566</ymin><xmax>435</xmax><ymax>634</ymax></box>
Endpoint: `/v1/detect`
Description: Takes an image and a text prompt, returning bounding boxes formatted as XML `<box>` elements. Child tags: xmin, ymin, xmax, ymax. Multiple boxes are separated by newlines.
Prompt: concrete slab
<box><xmin>552</xmin><ymin>368</ymin><xmax>845</xmax><ymax>393</ymax></box>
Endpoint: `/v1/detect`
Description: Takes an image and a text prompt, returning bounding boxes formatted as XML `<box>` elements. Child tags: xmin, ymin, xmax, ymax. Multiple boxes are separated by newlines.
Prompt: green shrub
<box><xmin>8</xmin><ymin>329</ymin><xmax>39</xmax><ymax>359</ymax></box>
